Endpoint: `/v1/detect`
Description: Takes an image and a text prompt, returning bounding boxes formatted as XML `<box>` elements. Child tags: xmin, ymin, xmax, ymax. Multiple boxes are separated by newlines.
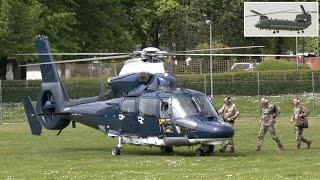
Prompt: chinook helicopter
<box><xmin>21</xmin><ymin>36</ymin><xmax>293</xmax><ymax>156</ymax></box>
<box><xmin>246</xmin><ymin>5</ymin><xmax>317</xmax><ymax>34</ymax></box>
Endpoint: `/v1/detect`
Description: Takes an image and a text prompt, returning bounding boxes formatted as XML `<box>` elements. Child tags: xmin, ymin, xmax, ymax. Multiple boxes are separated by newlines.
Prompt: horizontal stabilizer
<box><xmin>22</xmin><ymin>96</ymin><xmax>42</xmax><ymax>135</ymax></box>
<box><xmin>37</xmin><ymin>112</ymin><xmax>70</xmax><ymax>116</ymax></box>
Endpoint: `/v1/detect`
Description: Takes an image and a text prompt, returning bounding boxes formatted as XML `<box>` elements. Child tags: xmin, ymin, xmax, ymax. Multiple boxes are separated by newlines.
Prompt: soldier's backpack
<box><xmin>273</xmin><ymin>105</ymin><xmax>280</xmax><ymax>117</ymax></box>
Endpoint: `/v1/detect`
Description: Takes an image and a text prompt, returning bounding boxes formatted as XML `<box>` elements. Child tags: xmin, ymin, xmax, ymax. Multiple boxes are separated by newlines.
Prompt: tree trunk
<box><xmin>21</xmin><ymin>62</ymin><xmax>26</xmax><ymax>80</ymax></box>
<box><xmin>12</xmin><ymin>59</ymin><xmax>22</xmax><ymax>80</ymax></box>
<box><xmin>0</xmin><ymin>56</ymin><xmax>8</xmax><ymax>80</ymax></box>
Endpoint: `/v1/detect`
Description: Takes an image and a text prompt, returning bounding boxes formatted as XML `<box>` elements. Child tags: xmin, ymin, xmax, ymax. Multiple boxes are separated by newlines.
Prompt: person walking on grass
<box><xmin>218</xmin><ymin>97</ymin><xmax>239</xmax><ymax>153</ymax></box>
<box><xmin>256</xmin><ymin>98</ymin><xmax>284</xmax><ymax>151</ymax></box>
<box><xmin>291</xmin><ymin>98</ymin><xmax>311</xmax><ymax>149</ymax></box>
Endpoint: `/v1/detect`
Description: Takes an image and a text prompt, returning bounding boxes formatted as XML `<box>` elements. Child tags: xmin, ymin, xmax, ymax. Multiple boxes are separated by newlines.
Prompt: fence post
<box><xmin>0</xmin><ymin>80</ymin><xmax>2</xmax><ymax>122</ymax></box>
<box><xmin>312</xmin><ymin>72</ymin><xmax>315</xmax><ymax>113</ymax></box>
<box><xmin>257</xmin><ymin>73</ymin><xmax>260</xmax><ymax>113</ymax></box>
<box><xmin>204</xmin><ymin>74</ymin><xmax>207</xmax><ymax>95</ymax></box>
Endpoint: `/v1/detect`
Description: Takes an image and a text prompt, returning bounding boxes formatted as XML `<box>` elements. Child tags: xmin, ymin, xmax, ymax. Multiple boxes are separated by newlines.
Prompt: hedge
<box><xmin>175</xmin><ymin>70</ymin><xmax>320</xmax><ymax>96</ymax></box>
<box><xmin>256</xmin><ymin>60</ymin><xmax>310</xmax><ymax>71</ymax></box>
<box><xmin>2</xmin><ymin>70</ymin><xmax>320</xmax><ymax>103</ymax></box>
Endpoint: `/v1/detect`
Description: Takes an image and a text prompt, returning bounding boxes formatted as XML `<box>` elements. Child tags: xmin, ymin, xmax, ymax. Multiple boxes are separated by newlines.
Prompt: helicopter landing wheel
<box><xmin>297</xmin><ymin>31</ymin><xmax>300</xmax><ymax>34</ymax></box>
<box><xmin>273</xmin><ymin>31</ymin><xmax>276</xmax><ymax>34</ymax></box>
<box><xmin>112</xmin><ymin>146</ymin><xmax>121</xmax><ymax>155</ymax></box>
<box><xmin>302</xmin><ymin>30</ymin><xmax>304</xmax><ymax>33</ymax></box>
<box><xmin>276</xmin><ymin>30</ymin><xmax>279</xmax><ymax>33</ymax></box>
<box><xmin>195</xmin><ymin>148</ymin><xmax>205</xmax><ymax>156</ymax></box>
<box><xmin>160</xmin><ymin>146</ymin><xmax>173</xmax><ymax>154</ymax></box>
<box><xmin>204</xmin><ymin>145</ymin><xmax>215</xmax><ymax>155</ymax></box>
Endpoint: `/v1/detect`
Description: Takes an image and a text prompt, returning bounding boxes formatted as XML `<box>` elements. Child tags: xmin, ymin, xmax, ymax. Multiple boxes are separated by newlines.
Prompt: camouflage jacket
<box><xmin>218</xmin><ymin>103</ymin><xmax>239</xmax><ymax>123</ymax></box>
<box><xmin>291</xmin><ymin>105</ymin><xmax>309</xmax><ymax>126</ymax></box>
<box><xmin>260</xmin><ymin>103</ymin><xmax>277</xmax><ymax>126</ymax></box>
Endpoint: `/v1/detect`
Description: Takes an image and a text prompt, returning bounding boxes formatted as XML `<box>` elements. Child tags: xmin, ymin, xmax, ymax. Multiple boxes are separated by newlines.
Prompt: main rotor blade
<box><xmin>16</xmin><ymin>52</ymin><xmax>131</xmax><ymax>56</ymax></box>
<box><xmin>285</xmin><ymin>11</ymin><xmax>317</xmax><ymax>13</ymax></box>
<box><xmin>19</xmin><ymin>55</ymin><xmax>131</xmax><ymax>67</ymax></box>
<box><xmin>264</xmin><ymin>9</ymin><xmax>295</xmax><ymax>15</ymax></box>
<box><xmin>246</xmin><ymin>9</ymin><xmax>294</xmax><ymax>17</ymax></box>
<box><xmin>250</xmin><ymin>10</ymin><xmax>263</xmax><ymax>16</ymax></box>
<box><xmin>174</xmin><ymin>46</ymin><xmax>265</xmax><ymax>53</ymax></box>
<box><xmin>300</xmin><ymin>5</ymin><xmax>306</xmax><ymax>14</ymax></box>
<box><xmin>169</xmin><ymin>53</ymin><xmax>297</xmax><ymax>57</ymax></box>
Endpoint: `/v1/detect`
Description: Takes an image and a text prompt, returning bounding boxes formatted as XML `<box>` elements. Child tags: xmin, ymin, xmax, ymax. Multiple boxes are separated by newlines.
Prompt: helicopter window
<box><xmin>160</xmin><ymin>101</ymin><xmax>170</xmax><ymax>118</ymax></box>
<box><xmin>172</xmin><ymin>96</ymin><xmax>199</xmax><ymax>118</ymax></box>
<box><xmin>139</xmin><ymin>98</ymin><xmax>158</xmax><ymax>118</ymax></box>
<box><xmin>121</xmin><ymin>99</ymin><xmax>136</xmax><ymax>114</ymax></box>
<box><xmin>193</xmin><ymin>95</ymin><xmax>218</xmax><ymax>116</ymax></box>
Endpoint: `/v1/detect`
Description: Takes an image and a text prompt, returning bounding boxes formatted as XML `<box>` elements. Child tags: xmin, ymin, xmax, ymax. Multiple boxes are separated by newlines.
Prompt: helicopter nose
<box><xmin>197</xmin><ymin>123</ymin><xmax>234</xmax><ymax>138</ymax></box>
<box><xmin>175</xmin><ymin>118</ymin><xmax>234</xmax><ymax>138</ymax></box>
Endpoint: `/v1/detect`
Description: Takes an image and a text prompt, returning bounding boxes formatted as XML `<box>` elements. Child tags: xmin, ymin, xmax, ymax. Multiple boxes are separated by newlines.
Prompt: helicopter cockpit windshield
<box><xmin>172</xmin><ymin>94</ymin><xmax>218</xmax><ymax>119</ymax></box>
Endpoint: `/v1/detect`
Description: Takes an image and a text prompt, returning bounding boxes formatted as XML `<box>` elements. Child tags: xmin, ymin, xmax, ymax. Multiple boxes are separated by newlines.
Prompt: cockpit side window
<box><xmin>160</xmin><ymin>101</ymin><xmax>171</xmax><ymax>118</ymax></box>
<box><xmin>139</xmin><ymin>98</ymin><xmax>158</xmax><ymax>118</ymax></box>
<box><xmin>121</xmin><ymin>99</ymin><xmax>136</xmax><ymax>114</ymax></box>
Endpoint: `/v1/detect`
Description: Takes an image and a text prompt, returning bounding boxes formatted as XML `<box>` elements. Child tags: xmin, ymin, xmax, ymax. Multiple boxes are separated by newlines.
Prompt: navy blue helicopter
<box><xmin>22</xmin><ymin>36</ymin><xmax>237</xmax><ymax>156</ymax></box>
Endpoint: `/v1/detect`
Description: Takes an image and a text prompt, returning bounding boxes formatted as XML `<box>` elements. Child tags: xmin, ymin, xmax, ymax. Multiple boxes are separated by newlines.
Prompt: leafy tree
<box><xmin>0</xmin><ymin>0</ymin><xmax>42</xmax><ymax>79</ymax></box>
<box><xmin>75</xmin><ymin>0</ymin><xmax>133</xmax><ymax>52</ymax></box>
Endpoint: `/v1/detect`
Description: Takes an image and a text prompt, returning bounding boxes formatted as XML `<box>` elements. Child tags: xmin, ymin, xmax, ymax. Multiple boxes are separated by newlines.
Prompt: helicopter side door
<box><xmin>120</xmin><ymin>98</ymin><xmax>138</xmax><ymax>134</ymax></box>
<box><xmin>104</xmin><ymin>103</ymin><xmax>121</xmax><ymax>134</ymax></box>
<box><xmin>138</xmin><ymin>97</ymin><xmax>160</xmax><ymax>138</ymax></box>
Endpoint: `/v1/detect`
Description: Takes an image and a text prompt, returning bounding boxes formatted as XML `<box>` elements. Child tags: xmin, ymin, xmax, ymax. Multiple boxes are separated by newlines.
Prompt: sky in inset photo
<box><xmin>244</xmin><ymin>2</ymin><xmax>318</xmax><ymax>37</ymax></box>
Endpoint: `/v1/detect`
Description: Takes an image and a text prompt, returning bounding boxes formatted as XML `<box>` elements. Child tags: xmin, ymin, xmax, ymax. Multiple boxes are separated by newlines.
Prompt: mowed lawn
<box><xmin>0</xmin><ymin>117</ymin><xmax>319</xmax><ymax>179</ymax></box>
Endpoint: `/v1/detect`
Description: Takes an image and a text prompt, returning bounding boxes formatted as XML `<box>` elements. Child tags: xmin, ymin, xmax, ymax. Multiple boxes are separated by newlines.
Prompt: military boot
<box><xmin>278</xmin><ymin>144</ymin><xmax>284</xmax><ymax>150</ymax></box>
<box><xmin>219</xmin><ymin>146</ymin><xmax>226</xmax><ymax>153</ymax></box>
<box><xmin>307</xmin><ymin>141</ymin><xmax>311</xmax><ymax>149</ymax></box>
<box><xmin>229</xmin><ymin>147</ymin><xmax>235</xmax><ymax>153</ymax></box>
<box><xmin>255</xmin><ymin>146</ymin><xmax>261</xmax><ymax>151</ymax></box>
<box><xmin>295</xmin><ymin>144</ymin><xmax>300</xmax><ymax>149</ymax></box>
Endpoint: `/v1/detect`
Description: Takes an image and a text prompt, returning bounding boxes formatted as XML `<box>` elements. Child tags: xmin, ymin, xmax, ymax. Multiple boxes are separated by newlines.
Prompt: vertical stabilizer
<box><xmin>35</xmin><ymin>36</ymin><xmax>60</xmax><ymax>83</ymax></box>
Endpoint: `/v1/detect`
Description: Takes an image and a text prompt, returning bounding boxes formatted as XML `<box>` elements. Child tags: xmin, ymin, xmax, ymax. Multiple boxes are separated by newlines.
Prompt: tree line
<box><xmin>0</xmin><ymin>0</ymin><xmax>318</xmax><ymax>80</ymax></box>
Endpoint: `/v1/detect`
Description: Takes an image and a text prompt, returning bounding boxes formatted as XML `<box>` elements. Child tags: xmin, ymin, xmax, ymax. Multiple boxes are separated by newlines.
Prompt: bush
<box><xmin>256</xmin><ymin>59</ymin><xmax>310</xmax><ymax>71</ymax></box>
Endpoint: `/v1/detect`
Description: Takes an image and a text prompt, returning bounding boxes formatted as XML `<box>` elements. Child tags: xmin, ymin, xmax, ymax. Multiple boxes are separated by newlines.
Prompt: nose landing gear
<box><xmin>195</xmin><ymin>145</ymin><xmax>214</xmax><ymax>156</ymax></box>
<box><xmin>112</xmin><ymin>136</ymin><xmax>123</xmax><ymax>155</ymax></box>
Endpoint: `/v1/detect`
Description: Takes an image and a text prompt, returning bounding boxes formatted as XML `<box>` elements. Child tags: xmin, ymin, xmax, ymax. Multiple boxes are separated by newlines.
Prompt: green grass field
<box><xmin>1</xmin><ymin>117</ymin><xmax>319</xmax><ymax>179</ymax></box>
<box><xmin>1</xmin><ymin>94</ymin><xmax>320</xmax><ymax>179</ymax></box>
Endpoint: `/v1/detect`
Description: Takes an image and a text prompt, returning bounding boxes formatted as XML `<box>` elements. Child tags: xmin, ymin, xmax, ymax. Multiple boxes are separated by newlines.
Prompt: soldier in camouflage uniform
<box><xmin>218</xmin><ymin>97</ymin><xmax>239</xmax><ymax>153</ymax></box>
<box><xmin>255</xmin><ymin>98</ymin><xmax>284</xmax><ymax>151</ymax></box>
<box><xmin>291</xmin><ymin>98</ymin><xmax>311</xmax><ymax>149</ymax></box>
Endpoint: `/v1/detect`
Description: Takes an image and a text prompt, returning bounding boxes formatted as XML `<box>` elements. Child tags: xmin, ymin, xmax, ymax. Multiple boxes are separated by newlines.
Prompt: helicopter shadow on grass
<box><xmin>121</xmin><ymin>147</ymin><xmax>251</xmax><ymax>157</ymax></box>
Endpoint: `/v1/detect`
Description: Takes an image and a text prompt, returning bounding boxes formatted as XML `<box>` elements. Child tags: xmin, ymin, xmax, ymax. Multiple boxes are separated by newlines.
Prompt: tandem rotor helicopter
<box><xmin>246</xmin><ymin>5</ymin><xmax>317</xmax><ymax>34</ymax></box>
<box><xmin>20</xmin><ymin>36</ymin><xmax>293</xmax><ymax>156</ymax></box>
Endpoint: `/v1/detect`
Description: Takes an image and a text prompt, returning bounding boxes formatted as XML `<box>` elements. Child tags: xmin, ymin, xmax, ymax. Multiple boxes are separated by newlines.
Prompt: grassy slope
<box><xmin>0</xmin><ymin>118</ymin><xmax>319</xmax><ymax>179</ymax></box>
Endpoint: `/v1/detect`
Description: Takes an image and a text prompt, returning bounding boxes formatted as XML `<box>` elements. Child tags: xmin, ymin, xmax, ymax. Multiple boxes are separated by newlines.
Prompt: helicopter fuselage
<box><xmin>62</xmin><ymin>84</ymin><xmax>233</xmax><ymax>147</ymax></box>
<box><xmin>255</xmin><ymin>13</ymin><xmax>312</xmax><ymax>32</ymax></box>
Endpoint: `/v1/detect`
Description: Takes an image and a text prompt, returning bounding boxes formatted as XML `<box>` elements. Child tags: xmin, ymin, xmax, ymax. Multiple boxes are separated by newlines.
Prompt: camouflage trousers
<box><xmin>222</xmin><ymin>122</ymin><xmax>234</xmax><ymax>148</ymax></box>
<box><xmin>256</xmin><ymin>124</ymin><xmax>282</xmax><ymax>148</ymax></box>
<box><xmin>295</xmin><ymin>126</ymin><xmax>309</xmax><ymax>146</ymax></box>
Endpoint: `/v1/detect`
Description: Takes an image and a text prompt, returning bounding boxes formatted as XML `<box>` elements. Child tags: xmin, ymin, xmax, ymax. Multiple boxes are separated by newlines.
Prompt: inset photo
<box><xmin>244</xmin><ymin>2</ymin><xmax>318</xmax><ymax>37</ymax></box>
